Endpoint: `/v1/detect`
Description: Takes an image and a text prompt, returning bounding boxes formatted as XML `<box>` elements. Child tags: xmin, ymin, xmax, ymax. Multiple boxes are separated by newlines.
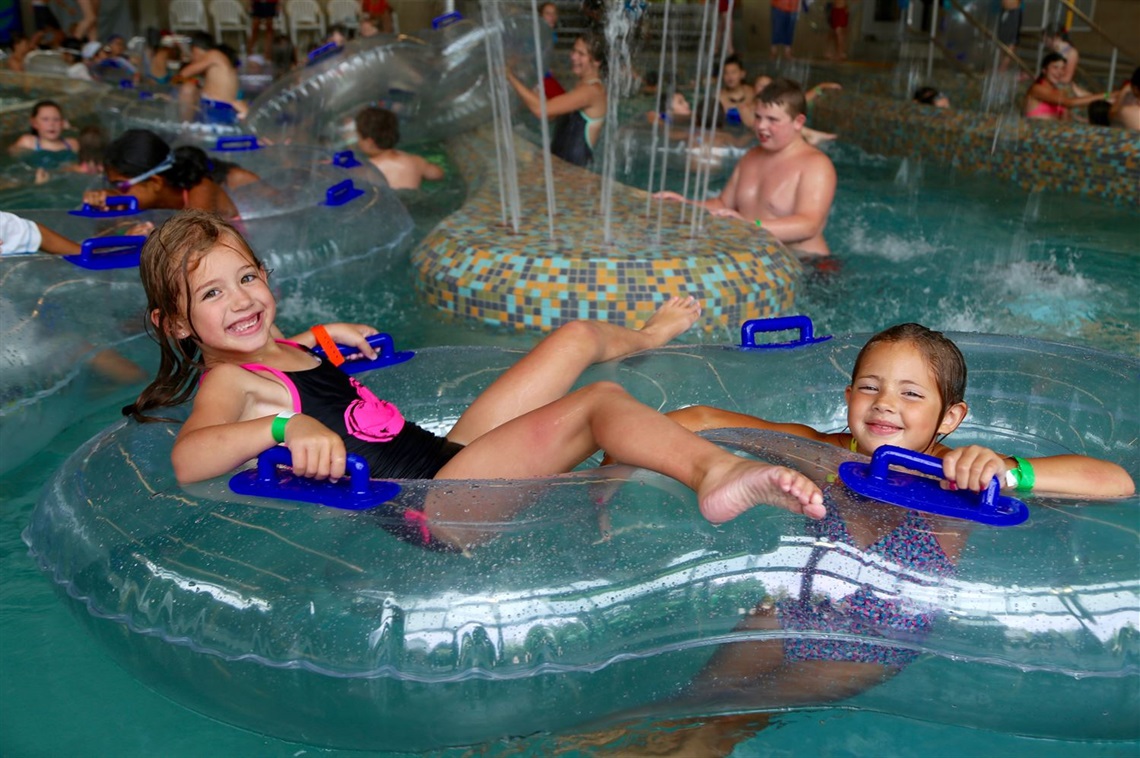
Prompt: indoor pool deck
<box><xmin>414</xmin><ymin>127</ymin><xmax>802</xmax><ymax>332</ymax></box>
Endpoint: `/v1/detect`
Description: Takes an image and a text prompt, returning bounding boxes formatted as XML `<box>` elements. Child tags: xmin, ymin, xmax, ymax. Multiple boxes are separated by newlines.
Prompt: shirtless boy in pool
<box><xmin>178</xmin><ymin>33</ymin><xmax>246</xmax><ymax>121</ymax></box>
<box><xmin>656</xmin><ymin>78</ymin><xmax>837</xmax><ymax>256</ymax></box>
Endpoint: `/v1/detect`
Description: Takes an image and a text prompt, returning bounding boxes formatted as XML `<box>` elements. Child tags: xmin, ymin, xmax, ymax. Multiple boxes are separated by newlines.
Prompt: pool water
<box><xmin>615</xmin><ymin>139</ymin><xmax>1139</xmax><ymax>356</ymax></box>
<box><xmin>2</xmin><ymin>136</ymin><xmax>1137</xmax><ymax>757</ymax></box>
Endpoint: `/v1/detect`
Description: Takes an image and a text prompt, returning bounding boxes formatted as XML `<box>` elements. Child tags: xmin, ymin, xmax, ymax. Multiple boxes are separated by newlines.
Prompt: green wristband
<box><xmin>755</xmin><ymin>218</ymin><xmax>763</xmax><ymax>229</ymax></box>
<box><xmin>271</xmin><ymin>412</ymin><xmax>296</xmax><ymax>444</ymax></box>
<box><xmin>1011</xmin><ymin>456</ymin><xmax>1035</xmax><ymax>492</ymax></box>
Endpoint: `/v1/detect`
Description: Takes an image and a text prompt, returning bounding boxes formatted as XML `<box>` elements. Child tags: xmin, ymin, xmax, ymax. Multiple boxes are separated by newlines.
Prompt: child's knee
<box><xmin>551</xmin><ymin>318</ymin><xmax>600</xmax><ymax>344</ymax></box>
<box><xmin>669</xmin><ymin>404</ymin><xmax>717</xmax><ymax>431</ymax></box>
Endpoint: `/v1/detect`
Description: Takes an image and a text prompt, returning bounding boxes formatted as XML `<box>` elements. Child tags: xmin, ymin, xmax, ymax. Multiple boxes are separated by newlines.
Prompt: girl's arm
<box><xmin>1109</xmin><ymin>82</ymin><xmax>1132</xmax><ymax>121</ymax></box>
<box><xmin>666</xmin><ymin>405</ymin><xmax>836</xmax><ymax>446</ymax></box>
<box><xmin>506</xmin><ymin>72</ymin><xmax>599</xmax><ymax>119</ymax></box>
<box><xmin>289</xmin><ymin>322</ymin><xmax>380</xmax><ymax>358</ymax></box>
<box><xmin>35</xmin><ymin>222</ymin><xmax>82</xmax><ymax>255</ymax></box>
<box><xmin>1027</xmin><ymin>81</ymin><xmax>1105</xmax><ymax>109</ymax></box>
<box><xmin>172</xmin><ymin>364</ymin><xmax>349</xmax><ymax>484</ymax></box>
<box><xmin>941</xmin><ymin>445</ymin><xmax>1135</xmax><ymax>498</ymax></box>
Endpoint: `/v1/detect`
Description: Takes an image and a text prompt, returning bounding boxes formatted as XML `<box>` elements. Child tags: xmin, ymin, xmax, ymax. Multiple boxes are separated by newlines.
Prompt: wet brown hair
<box><xmin>125</xmin><ymin>210</ymin><xmax>265</xmax><ymax>421</ymax></box>
<box><xmin>756</xmin><ymin>78</ymin><xmax>806</xmax><ymax>119</ymax></box>
<box><xmin>851</xmin><ymin>323</ymin><xmax>967</xmax><ymax>415</ymax></box>
<box><xmin>355</xmin><ymin>106</ymin><xmax>400</xmax><ymax>150</ymax></box>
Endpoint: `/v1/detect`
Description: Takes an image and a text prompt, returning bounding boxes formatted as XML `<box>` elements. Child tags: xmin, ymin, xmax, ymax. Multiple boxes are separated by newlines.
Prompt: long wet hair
<box><xmin>125</xmin><ymin>211</ymin><xmax>266</xmax><ymax>422</ymax></box>
<box><xmin>104</xmin><ymin>128</ymin><xmax>215</xmax><ymax>190</ymax></box>
<box><xmin>580</xmin><ymin>32</ymin><xmax>608</xmax><ymax>80</ymax></box>
<box><xmin>851</xmin><ymin>323</ymin><xmax>967</xmax><ymax>417</ymax></box>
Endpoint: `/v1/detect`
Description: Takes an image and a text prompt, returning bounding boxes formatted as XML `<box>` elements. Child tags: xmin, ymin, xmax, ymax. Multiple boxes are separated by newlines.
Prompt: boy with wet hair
<box><xmin>656</xmin><ymin>78</ymin><xmax>836</xmax><ymax>255</ymax></box>
<box><xmin>354</xmin><ymin>106</ymin><xmax>444</xmax><ymax>190</ymax></box>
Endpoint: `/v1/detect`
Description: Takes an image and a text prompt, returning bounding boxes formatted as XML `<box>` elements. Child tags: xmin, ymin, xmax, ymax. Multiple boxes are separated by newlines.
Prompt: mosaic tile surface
<box><xmin>413</xmin><ymin>129</ymin><xmax>803</xmax><ymax>332</ymax></box>
<box><xmin>811</xmin><ymin>91</ymin><xmax>1139</xmax><ymax>206</ymax></box>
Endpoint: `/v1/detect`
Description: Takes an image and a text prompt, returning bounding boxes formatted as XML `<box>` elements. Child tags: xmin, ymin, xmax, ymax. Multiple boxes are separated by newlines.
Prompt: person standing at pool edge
<box><xmin>656</xmin><ymin>79</ymin><xmax>837</xmax><ymax>256</ymax></box>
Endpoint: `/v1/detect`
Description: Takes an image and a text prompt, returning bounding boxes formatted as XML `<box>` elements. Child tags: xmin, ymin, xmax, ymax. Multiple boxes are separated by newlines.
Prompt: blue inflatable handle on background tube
<box><xmin>740</xmin><ymin>315</ymin><xmax>832</xmax><ymax>349</ymax></box>
<box><xmin>68</xmin><ymin>195</ymin><xmax>140</xmax><ymax>218</ymax></box>
<box><xmin>63</xmin><ymin>235</ymin><xmax>147</xmax><ymax>270</ymax></box>
<box><xmin>312</xmin><ymin>332</ymin><xmax>415</xmax><ymax>375</ymax></box>
<box><xmin>214</xmin><ymin>135</ymin><xmax>261</xmax><ymax>151</ymax></box>
<box><xmin>324</xmin><ymin>179</ymin><xmax>365</xmax><ymax>206</ymax></box>
<box><xmin>307</xmin><ymin>41</ymin><xmax>342</xmax><ymax>65</ymax></box>
<box><xmin>229</xmin><ymin>447</ymin><xmax>401</xmax><ymax>510</ymax></box>
<box><xmin>838</xmin><ymin>445</ymin><xmax>1030</xmax><ymax>527</ymax></box>
<box><xmin>432</xmin><ymin>11</ymin><xmax>463</xmax><ymax>28</ymax></box>
<box><xmin>332</xmin><ymin>150</ymin><xmax>361</xmax><ymax>168</ymax></box>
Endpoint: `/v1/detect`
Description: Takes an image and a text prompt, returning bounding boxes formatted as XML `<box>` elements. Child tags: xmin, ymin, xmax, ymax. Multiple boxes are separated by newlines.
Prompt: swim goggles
<box><xmin>107</xmin><ymin>151</ymin><xmax>176</xmax><ymax>192</ymax></box>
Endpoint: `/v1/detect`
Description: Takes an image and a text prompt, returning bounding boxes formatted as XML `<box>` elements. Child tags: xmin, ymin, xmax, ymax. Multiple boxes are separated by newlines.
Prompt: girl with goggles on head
<box><xmin>82</xmin><ymin>129</ymin><xmax>239</xmax><ymax>218</ymax></box>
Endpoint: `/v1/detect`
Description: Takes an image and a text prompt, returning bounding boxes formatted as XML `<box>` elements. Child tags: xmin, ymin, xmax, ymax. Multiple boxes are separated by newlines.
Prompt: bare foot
<box><xmin>698</xmin><ymin>460</ymin><xmax>825</xmax><ymax>523</ymax></box>
<box><xmin>639</xmin><ymin>296</ymin><xmax>702</xmax><ymax>348</ymax></box>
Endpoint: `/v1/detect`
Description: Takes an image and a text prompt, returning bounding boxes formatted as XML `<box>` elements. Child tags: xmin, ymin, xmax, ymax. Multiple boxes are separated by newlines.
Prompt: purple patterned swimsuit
<box><xmin>777</xmin><ymin>495</ymin><xmax>956</xmax><ymax>667</ymax></box>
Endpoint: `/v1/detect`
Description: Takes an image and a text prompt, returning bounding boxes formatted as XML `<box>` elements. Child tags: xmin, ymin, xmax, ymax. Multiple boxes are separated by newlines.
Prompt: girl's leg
<box><xmin>446</xmin><ymin>297</ymin><xmax>701</xmax><ymax>445</ymax></box>
<box><xmin>430</xmin><ymin>381</ymin><xmax>824</xmax><ymax>538</ymax></box>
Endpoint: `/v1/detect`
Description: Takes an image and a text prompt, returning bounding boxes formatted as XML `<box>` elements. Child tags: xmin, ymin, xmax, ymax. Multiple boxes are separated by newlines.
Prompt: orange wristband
<box><xmin>311</xmin><ymin>324</ymin><xmax>345</xmax><ymax>366</ymax></box>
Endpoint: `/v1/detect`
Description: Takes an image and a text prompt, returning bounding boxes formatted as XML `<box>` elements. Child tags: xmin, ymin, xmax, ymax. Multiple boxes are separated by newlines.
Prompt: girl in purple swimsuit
<box><xmin>645</xmin><ymin>323</ymin><xmax>1134</xmax><ymax>750</ymax></box>
<box><xmin>127</xmin><ymin>211</ymin><xmax>827</xmax><ymax>552</ymax></box>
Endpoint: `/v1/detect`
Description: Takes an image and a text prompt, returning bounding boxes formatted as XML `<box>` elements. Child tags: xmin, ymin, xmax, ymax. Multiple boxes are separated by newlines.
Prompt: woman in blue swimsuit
<box><xmin>506</xmin><ymin>33</ymin><xmax>607</xmax><ymax>167</ymax></box>
<box><xmin>8</xmin><ymin>100</ymin><xmax>79</xmax><ymax>155</ymax></box>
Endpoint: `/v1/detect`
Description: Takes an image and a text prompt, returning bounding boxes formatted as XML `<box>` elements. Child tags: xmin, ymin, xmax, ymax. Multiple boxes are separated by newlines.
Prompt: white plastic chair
<box><xmin>284</xmin><ymin>0</ymin><xmax>326</xmax><ymax>48</ymax></box>
<box><xmin>169</xmin><ymin>0</ymin><xmax>210</xmax><ymax>36</ymax></box>
<box><xmin>326</xmin><ymin>0</ymin><xmax>359</xmax><ymax>33</ymax></box>
<box><xmin>209</xmin><ymin>0</ymin><xmax>250</xmax><ymax>46</ymax></box>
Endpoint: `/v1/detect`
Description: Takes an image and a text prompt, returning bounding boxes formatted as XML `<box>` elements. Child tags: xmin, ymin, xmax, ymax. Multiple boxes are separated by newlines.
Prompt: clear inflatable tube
<box><xmin>0</xmin><ymin>171</ymin><xmax>413</xmax><ymax>474</ymax></box>
<box><xmin>245</xmin><ymin>9</ymin><xmax>545</xmax><ymax>147</ymax></box>
<box><xmin>23</xmin><ymin>336</ymin><xmax>1138</xmax><ymax>750</ymax></box>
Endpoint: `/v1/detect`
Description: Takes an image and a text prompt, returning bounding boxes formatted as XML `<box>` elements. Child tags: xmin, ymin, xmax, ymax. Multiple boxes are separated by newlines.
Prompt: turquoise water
<box><xmin>615</xmin><ymin>139</ymin><xmax>1139</xmax><ymax>356</ymax></box>
<box><xmin>2</xmin><ymin>138</ymin><xmax>1137</xmax><ymax>756</ymax></box>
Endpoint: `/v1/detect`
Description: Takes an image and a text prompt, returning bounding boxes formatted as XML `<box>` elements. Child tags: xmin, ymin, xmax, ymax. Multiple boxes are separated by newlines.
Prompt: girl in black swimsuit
<box><xmin>128</xmin><ymin>211</ymin><xmax>827</xmax><ymax>553</ymax></box>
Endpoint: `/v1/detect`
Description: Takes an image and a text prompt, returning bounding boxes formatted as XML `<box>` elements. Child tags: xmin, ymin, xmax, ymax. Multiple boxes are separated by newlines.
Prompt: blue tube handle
<box><xmin>324</xmin><ymin>179</ymin><xmax>365</xmax><ymax>206</ymax></box>
<box><xmin>65</xmin><ymin>235</ymin><xmax>146</xmax><ymax>269</ymax></box>
<box><xmin>256</xmin><ymin>446</ymin><xmax>371</xmax><ymax>497</ymax></box>
<box><xmin>867</xmin><ymin>446</ymin><xmax>1002</xmax><ymax>512</ymax></box>
<box><xmin>306</xmin><ymin>41</ymin><xmax>341</xmax><ymax>64</ymax></box>
<box><xmin>332</xmin><ymin>150</ymin><xmax>361</xmax><ymax>168</ymax></box>
<box><xmin>214</xmin><ymin>135</ymin><xmax>260</xmax><ymax>151</ymax></box>
<box><xmin>70</xmin><ymin>195</ymin><xmax>140</xmax><ymax>218</ymax></box>
<box><xmin>79</xmin><ymin>234</ymin><xmax>145</xmax><ymax>258</ymax></box>
<box><xmin>740</xmin><ymin>315</ymin><xmax>830</xmax><ymax>349</ymax></box>
<box><xmin>432</xmin><ymin>11</ymin><xmax>463</xmax><ymax>28</ymax></box>
<box><xmin>312</xmin><ymin>332</ymin><xmax>415</xmax><ymax>374</ymax></box>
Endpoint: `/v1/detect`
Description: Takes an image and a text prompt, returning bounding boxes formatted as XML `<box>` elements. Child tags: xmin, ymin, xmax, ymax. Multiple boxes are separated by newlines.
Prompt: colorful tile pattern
<box><xmin>413</xmin><ymin>129</ymin><xmax>803</xmax><ymax>332</ymax></box>
<box><xmin>810</xmin><ymin>91</ymin><xmax>1139</xmax><ymax>206</ymax></box>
